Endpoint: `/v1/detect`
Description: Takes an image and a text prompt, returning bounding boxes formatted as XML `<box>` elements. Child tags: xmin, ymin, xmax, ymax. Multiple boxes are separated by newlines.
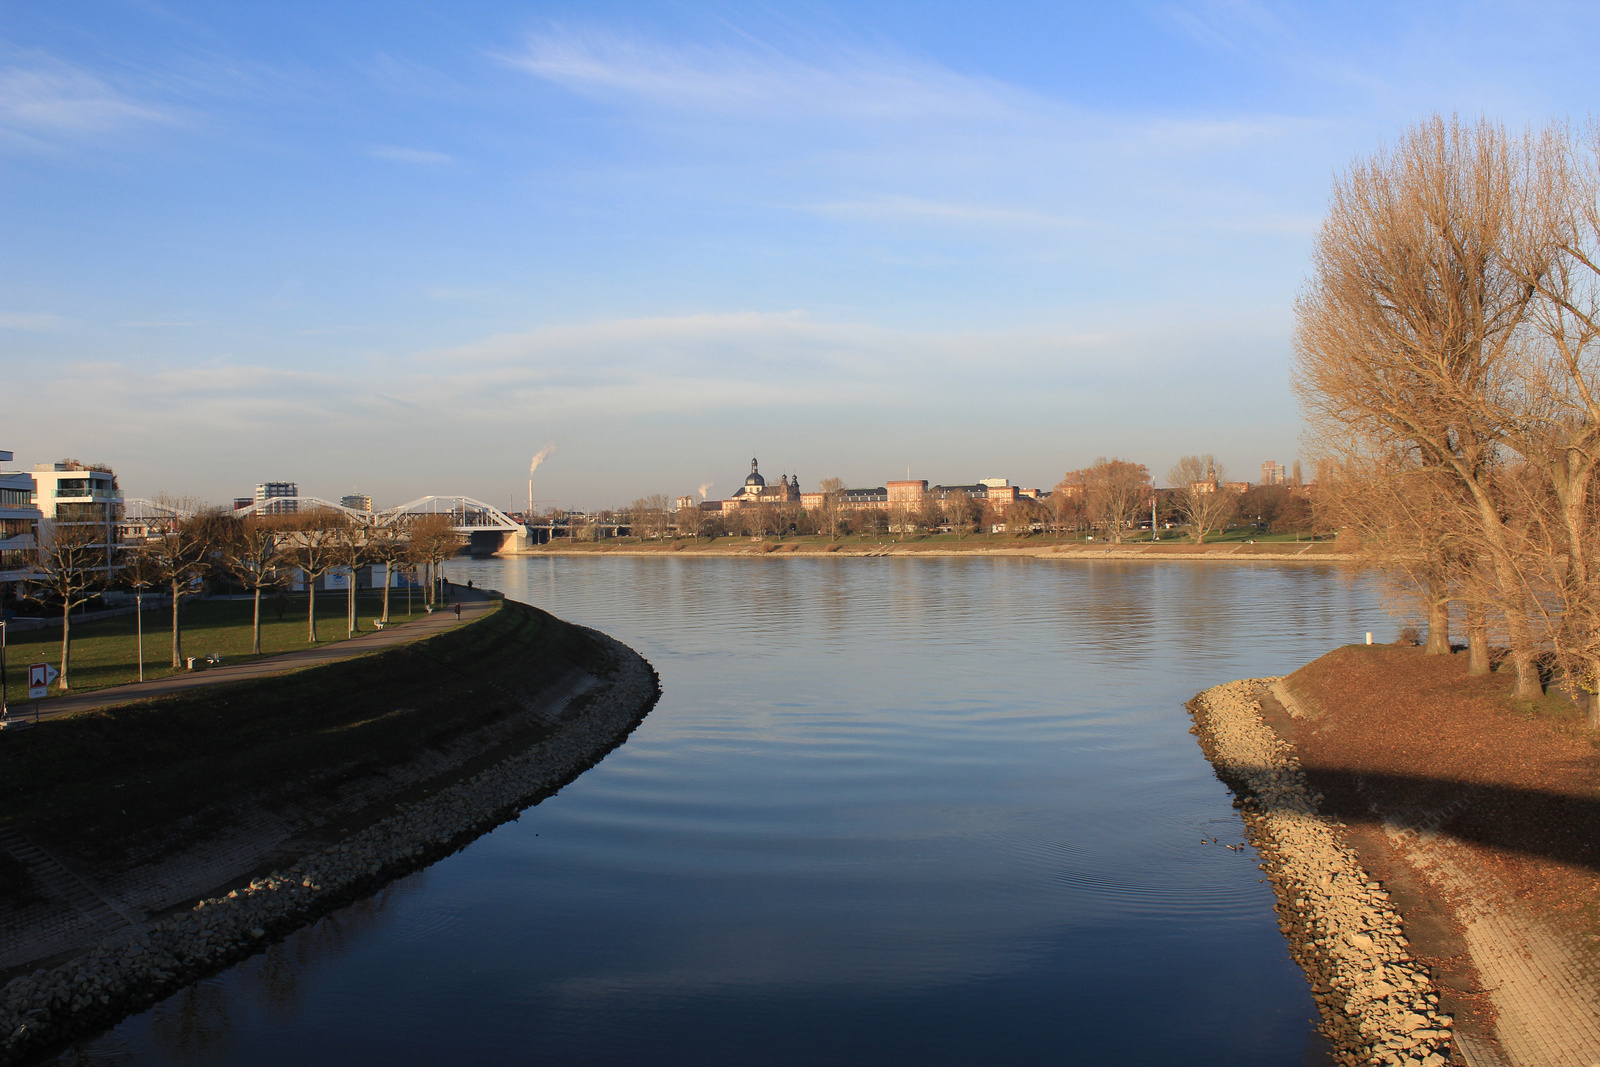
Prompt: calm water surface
<box><xmin>73</xmin><ymin>557</ymin><xmax>1387</xmax><ymax>1066</ymax></box>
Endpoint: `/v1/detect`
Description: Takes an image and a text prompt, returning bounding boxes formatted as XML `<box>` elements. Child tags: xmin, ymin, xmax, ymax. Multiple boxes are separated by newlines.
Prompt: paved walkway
<box><xmin>3</xmin><ymin>587</ymin><xmax>494</xmax><ymax>724</ymax></box>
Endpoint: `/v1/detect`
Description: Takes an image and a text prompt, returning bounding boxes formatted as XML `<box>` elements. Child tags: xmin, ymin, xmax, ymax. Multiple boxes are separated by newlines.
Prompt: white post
<box><xmin>1365</xmin><ymin>632</ymin><xmax>1373</xmax><ymax>645</ymax></box>
<box><xmin>136</xmin><ymin>592</ymin><xmax>144</xmax><ymax>681</ymax></box>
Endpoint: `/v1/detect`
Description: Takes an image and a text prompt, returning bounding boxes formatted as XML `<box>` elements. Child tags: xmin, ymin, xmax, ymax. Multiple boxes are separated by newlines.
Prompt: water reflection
<box><xmin>71</xmin><ymin>558</ymin><xmax>1385</xmax><ymax>1066</ymax></box>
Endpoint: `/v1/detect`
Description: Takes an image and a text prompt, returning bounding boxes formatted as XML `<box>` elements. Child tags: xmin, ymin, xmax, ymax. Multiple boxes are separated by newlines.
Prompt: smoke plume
<box><xmin>529</xmin><ymin>443</ymin><xmax>557</xmax><ymax>475</ymax></box>
<box><xmin>698</xmin><ymin>482</ymin><xmax>713</xmax><ymax>499</ymax></box>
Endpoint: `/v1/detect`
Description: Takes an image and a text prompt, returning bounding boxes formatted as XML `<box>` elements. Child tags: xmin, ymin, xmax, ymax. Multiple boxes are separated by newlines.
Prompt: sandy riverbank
<box><xmin>508</xmin><ymin>539</ymin><xmax>1353</xmax><ymax>562</ymax></box>
<box><xmin>0</xmin><ymin>605</ymin><xmax>660</xmax><ymax>1066</ymax></box>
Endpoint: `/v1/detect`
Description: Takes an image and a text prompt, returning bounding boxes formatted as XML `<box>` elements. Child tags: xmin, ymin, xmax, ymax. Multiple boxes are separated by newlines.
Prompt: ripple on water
<box><xmin>67</xmin><ymin>557</ymin><xmax>1384</xmax><ymax>1067</ymax></box>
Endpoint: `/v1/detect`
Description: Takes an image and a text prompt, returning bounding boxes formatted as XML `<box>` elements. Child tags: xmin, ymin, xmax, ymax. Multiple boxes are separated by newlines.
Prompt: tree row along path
<box><xmin>5</xmin><ymin>588</ymin><xmax>492</xmax><ymax>724</ymax></box>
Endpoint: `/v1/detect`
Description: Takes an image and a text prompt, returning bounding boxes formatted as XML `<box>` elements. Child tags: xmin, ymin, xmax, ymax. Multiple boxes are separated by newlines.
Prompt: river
<box><xmin>71</xmin><ymin>556</ymin><xmax>1388</xmax><ymax>1066</ymax></box>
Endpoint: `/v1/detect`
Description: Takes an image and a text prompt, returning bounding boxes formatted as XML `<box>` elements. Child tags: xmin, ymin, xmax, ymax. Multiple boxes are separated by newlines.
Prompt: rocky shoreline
<box><xmin>1188</xmin><ymin>679</ymin><xmax>1457</xmax><ymax>1067</ymax></box>
<box><xmin>0</xmin><ymin>628</ymin><xmax>659</xmax><ymax>1066</ymax></box>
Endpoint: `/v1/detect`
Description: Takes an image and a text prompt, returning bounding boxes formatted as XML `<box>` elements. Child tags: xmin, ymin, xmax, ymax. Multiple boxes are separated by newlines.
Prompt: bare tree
<box><xmin>1167</xmin><ymin>455</ymin><xmax>1237</xmax><ymax>543</ymax></box>
<box><xmin>943</xmin><ymin>489</ymin><xmax>977</xmax><ymax>540</ymax></box>
<box><xmin>137</xmin><ymin>500</ymin><xmax>227</xmax><ymax>668</ymax></box>
<box><xmin>31</xmin><ymin>520</ymin><xmax>102</xmax><ymax>690</ymax></box>
<box><xmin>365</xmin><ymin>522</ymin><xmax>406</xmax><ymax>623</ymax></box>
<box><xmin>817</xmin><ymin>478</ymin><xmax>846</xmax><ymax>541</ymax></box>
<box><xmin>224</xmin><ymin>512</ymin><xmax>289</xmax><ymax>655</ymax></box>
<box><xmin>408</xmin><ymin>514</ymin><xmax>463</xmax><ymax>606</ymax></box>
<box><xmin>1084</xmin><ymin>458</ymin><xmax>1151</xmax><ymax>544</ymax></box>
<box><xmin>281</xmin><ymin>507</ymin><xmax>346</xmax><ymax>642</ymax></box>
<box><xmin>1311</xmin><ymin>445</ymin><xmax>1476</xmax><ymax>662</ymax></box>
<box><xmin>329</xmin><ymin>519</ymin><xmax>372</xmax><ymax>637</ymax></box>
<box><xmin>1293</xmin><ymin>114</ymin><xmax>1547</xmax><ymax>697</ymax></box>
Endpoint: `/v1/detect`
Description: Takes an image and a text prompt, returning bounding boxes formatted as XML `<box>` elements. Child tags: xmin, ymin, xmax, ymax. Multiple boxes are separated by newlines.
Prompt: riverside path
<box><xmin>5</xmin><ymin>588</ymin><xmax>494</xmax><ymax>724</ymax></box>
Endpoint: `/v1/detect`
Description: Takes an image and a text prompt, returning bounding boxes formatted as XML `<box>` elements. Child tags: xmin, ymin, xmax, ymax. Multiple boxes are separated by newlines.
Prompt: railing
<box><xmin>53</xmin><ymin>489</ymin><xmax>123</xmax><ymax>501</ymax></box>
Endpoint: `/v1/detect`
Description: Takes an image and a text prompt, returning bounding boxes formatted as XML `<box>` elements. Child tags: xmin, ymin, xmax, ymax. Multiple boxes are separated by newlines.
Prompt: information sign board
<box><xmin>27</xmin><ymin>663</ymin><xmax>54</xmax><ymax>700</ymax></box>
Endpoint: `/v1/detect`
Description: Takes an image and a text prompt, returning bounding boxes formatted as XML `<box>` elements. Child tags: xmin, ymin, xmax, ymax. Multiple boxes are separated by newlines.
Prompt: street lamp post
<box><xmin>136</xmin><ymin>592</ymin><xmax>143</xmax><ymax>682</ymax></box>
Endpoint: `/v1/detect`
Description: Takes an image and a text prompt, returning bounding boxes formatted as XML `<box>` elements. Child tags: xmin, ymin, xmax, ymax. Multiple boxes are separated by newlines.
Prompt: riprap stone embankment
<box><xmin>0</xmin><ymin>629</ymin><xmax>657</xmax><ymax>1066</ymax></box>
<box><xmin>1189</xmin><ymin>679</ymin><xmax>1456</xmax><ymax>1067</ymax></box>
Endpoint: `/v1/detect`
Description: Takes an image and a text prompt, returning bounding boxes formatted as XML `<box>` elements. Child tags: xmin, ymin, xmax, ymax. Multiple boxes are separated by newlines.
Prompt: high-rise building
<box><xmin>255</xmin><ymin>481</ymin><xmax>299</xmax><ymax>514</ymax></box>
<box><xmin>340</xmin><ymin>493</ymin><xmax>372</xmax><ymax>512</ymax></box>
<box><xmin>1260</xmin><ymin>461</ymin><xmax>1287</xmax><ymax>486</ymax></box>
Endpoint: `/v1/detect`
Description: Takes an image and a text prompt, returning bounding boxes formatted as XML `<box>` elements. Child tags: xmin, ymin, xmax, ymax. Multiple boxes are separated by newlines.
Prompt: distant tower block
<box><xmin>1260</xmin><ymin>461</ymin><xmax>1286</xmax><ymax>486</ymax></box>
<box><xmin>255</xmin><ymin>481</ymin><xmax>299</xmax><ymax>514</ymax></box>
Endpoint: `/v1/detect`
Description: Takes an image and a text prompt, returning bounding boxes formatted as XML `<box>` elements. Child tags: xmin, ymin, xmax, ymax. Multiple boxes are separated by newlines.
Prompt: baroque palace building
<box><xmin>719</xmin><ymin>458</ymin><xmax>801</xmax><ymax>513</ymax></box>
<box><xmin>695</xmin><ymin>457</ymin><xmax>1047</xmax><ymax>523</ymax></box>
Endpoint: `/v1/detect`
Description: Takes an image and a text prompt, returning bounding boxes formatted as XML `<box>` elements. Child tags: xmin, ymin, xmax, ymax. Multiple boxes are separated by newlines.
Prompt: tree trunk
<box><xmin>308</xmin><ymin>580</ymin><xmax>318</xmax><ymax>643</ymax></box>
<box><xmin>59</xmin><ymin>601</ymin><xmax>71</xmax><ymax>690</ymax></box>
<box><xmin>1586</xmin><ymin>657</ymin><xmax>1600</xmax><ymax>730</ymax></box>
<box><xmin>252</xmin><ymin>585</ymin><xmax>262</xmax><ymax>655</ymax></box>
<box><xmin>170</xmin><ymin>581</ymin><xmax>184</xmax><ymax>668</ymax></box>
<box><xmin>1466</xmin><ymin>604</ymin><xmax>1490</xmax><ymax>677</ymax></box>
<box><xmin>381</xmin><ymin>562</ymin><xmax>391</xmax><ymax>623</ymax></box>
<box><xmin>1424</xmin><ymin>585</ymin><xmax>1451</xmax><ymax>655</ymax></box>
<box><xmin>1466</xmin><ymin>486</ymin><xmax>1542</xmax><ymax>699</ymax></box>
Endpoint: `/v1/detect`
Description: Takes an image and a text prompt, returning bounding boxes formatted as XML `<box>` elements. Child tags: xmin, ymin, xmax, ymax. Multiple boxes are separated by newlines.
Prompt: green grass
<box><xmin>0</xmin><ymin>598</ymin><xmax>612</xmax><ymax>860</ymax></box>
<box><xmin>3</xmin><ymin>593</ymin><xmax>437</xmax><ymax>707</ymax></box>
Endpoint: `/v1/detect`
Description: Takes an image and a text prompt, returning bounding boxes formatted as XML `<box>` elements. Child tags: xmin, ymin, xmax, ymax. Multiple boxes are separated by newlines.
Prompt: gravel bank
<box><xmin>1189</xmin><ymin>679</ymin><xmax>1457</xmax><ymax>1067</ymax></box>
<box><xmin>0</xmin><ymin>629</ymin><xmax>658</xmax><ymax>1066</ymax></box>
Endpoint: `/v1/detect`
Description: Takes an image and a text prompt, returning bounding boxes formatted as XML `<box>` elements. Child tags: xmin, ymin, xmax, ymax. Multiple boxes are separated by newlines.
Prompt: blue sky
<box><xmin>2</xmin><ymin>1</ymin><xmax>1594</xmax><ymax>509</ymax></box>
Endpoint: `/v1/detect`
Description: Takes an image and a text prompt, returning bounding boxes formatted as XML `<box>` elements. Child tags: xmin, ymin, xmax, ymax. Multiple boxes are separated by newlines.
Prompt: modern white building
<box><xmin>31</xmin><ymin>462</ymin><xmax>124</xmax><ymax>579</ymax></box>
<box><xmin>0</xmin><ymin>451</ymin><xmax>42</xmax><ymax>592</ymax></box>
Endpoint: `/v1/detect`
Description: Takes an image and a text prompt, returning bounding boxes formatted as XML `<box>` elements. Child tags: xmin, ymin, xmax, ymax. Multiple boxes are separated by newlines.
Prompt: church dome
<box><xmin>744</xmin><ymin>458</ymin><xmax>766</xmax><ymax>488</ymax></box>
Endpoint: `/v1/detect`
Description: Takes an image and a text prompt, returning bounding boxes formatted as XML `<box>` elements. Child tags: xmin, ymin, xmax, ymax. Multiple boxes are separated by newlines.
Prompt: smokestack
<box><xmin>526</xmin><ymin>443</ymin><xmax>557</xmax><ymax>516</ymax></box>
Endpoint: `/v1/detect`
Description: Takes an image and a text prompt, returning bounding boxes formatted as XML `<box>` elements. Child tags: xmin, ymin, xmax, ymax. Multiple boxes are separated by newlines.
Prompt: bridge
<box><xmin>224</xmin><ymin>495</ymin><xmax>530</xmax><ymax>554</ymax></box>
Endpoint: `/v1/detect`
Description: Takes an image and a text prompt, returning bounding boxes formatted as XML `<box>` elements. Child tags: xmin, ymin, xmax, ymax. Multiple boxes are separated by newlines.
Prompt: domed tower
<box><xmin>744</xmin><ymin>458</ymin><xmax>766</xmax><ymax>493</ymax></box>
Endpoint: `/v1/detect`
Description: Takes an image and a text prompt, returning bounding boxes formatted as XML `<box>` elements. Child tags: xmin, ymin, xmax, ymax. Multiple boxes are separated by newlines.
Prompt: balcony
<box><xmin>53</xmin><ymin>488</ymin><xmax>124</xmax><ymax>502</ymax></box>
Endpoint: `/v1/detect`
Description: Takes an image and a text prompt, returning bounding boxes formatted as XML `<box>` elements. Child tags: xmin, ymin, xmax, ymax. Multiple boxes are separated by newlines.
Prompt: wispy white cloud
<box><xmin>0</xmin><ymin>59</ymin><xmax>172</xmax><ymax>144</ymax></box>
<box><xmin>1158</xmin><ymin>0</ymin><xmax>1295</xmax><ymax>53</ymax></box>
<box><xmin>502</xmin><ymin>30</ymin><xmax>1022</xmax><ymax>120</ymax></box>
<box><xmin>367</xmin><ymin>144</ymin><xmax>454</xmax><ymax>165</ymax></box>
<box><xmin>0</xmin><ymin>312</ymin><xmax>57</xmax><ymax>330</ymax></box>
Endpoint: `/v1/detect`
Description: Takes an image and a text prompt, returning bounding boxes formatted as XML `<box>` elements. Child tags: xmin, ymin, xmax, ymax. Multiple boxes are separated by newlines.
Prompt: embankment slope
<box><xmin>1194</xmin><ymin>646</ymin><xmax>1600</xmax><ymax>1066</ymax></box>
<box><xmin>0</xmin><ymin>596</ymin><xmax>659</xmax><ymax>1065</ymax></box>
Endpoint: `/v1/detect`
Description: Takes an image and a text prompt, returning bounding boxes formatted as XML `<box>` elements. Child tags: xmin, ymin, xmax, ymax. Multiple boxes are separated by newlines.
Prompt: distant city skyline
<box><xmin>5</xmin><ymin>3</ymin><xmax>1597</xmax><ymax>508</ymax></box>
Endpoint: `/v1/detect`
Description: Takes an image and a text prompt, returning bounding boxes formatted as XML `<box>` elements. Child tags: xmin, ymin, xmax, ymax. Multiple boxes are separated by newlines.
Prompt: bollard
<box><xmin>1365</xmin><ymin>632</ymin><xmax>1373</xmax><ymax>645</ymax></box>
<box><xmin>186</xmin><ymin>656</ymin><xmax>197</xmax><ymax>670</ymax></box>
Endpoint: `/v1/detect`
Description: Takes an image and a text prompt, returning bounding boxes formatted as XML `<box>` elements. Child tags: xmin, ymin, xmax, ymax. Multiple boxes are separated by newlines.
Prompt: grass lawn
<box><xmin>2</xmin><ymin>592</ymin><xmax>438</xmax><ymax>707</ymax></box>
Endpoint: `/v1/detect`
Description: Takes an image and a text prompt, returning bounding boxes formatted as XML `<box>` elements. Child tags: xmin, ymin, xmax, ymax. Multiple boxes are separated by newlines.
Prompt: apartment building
<box><xmin>254</xmin><ymin>481</ymin><xmax>299</xmax><ymax>514</ymax></box>
<box><xmin>30</xmin><ymin>461</ymin><xmax>124</xmax><ymax>580</ymax></box>
<box><xmin>0</xmin><ymin>451</ymin><xmax>41</xmax><ymax>592</ymax></box>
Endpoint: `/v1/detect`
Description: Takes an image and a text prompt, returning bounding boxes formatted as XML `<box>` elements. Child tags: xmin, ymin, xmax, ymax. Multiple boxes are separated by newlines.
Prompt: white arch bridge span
<box><xmin>227</xmin><ymin>495</ymin><xmax>529</xmax><ymax>554</ymax></box>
